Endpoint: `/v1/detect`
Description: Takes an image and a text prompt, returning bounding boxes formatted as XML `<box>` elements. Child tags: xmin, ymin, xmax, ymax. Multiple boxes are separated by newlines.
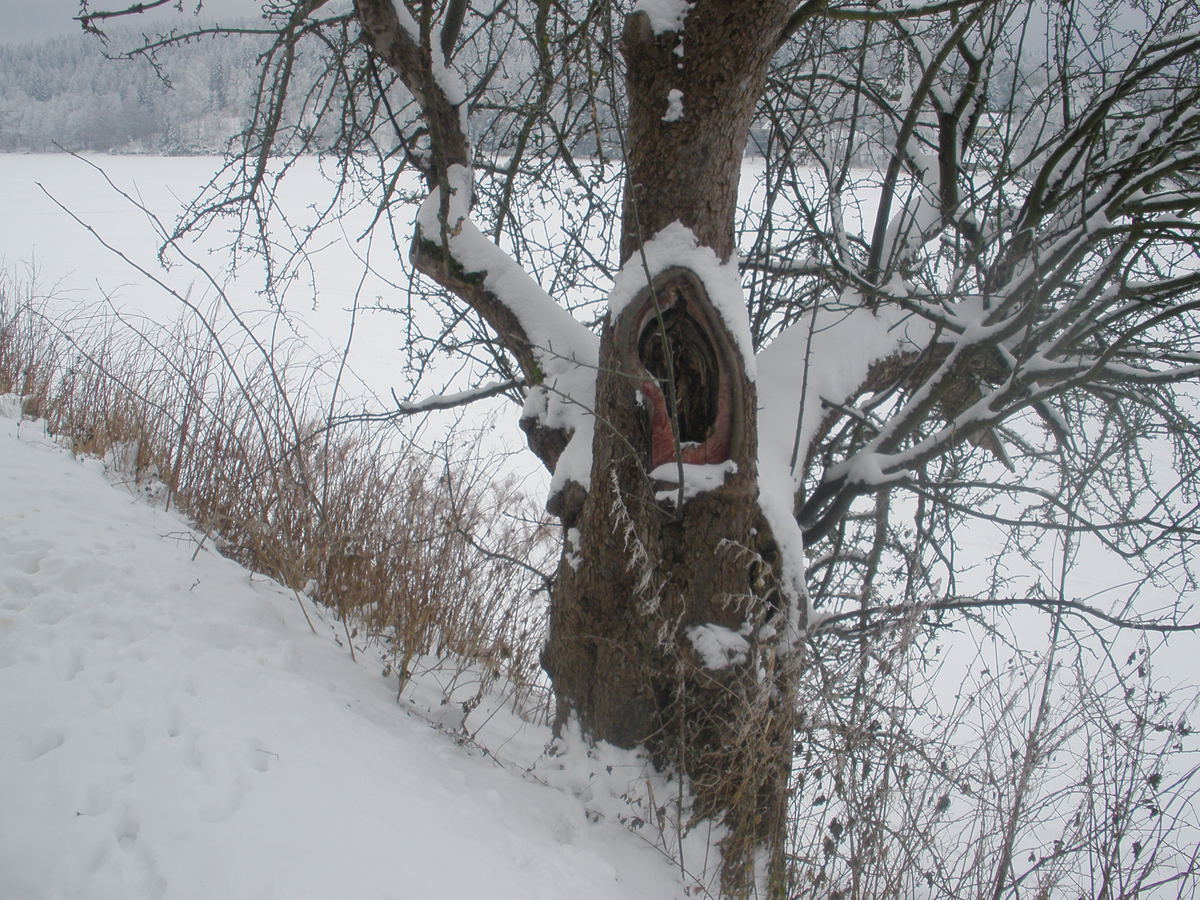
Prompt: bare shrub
<box><xmin>787</xmin><ymin>602</ymin><xmax>1199</xmax><ymax>899</ymax></box>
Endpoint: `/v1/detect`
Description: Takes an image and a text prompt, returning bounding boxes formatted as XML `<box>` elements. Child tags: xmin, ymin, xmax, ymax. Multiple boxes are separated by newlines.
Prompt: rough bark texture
<box><xmin>621</xmin><ymin>2</ymin><xmax>791</xmax><ymax>261</ymax></box>
<box><xmin>542</xmin><ymin>4</ymin><xmax>797</xmax><ymax>894</ymax></box>
<box><xmin>542</xmin><ymin>269</ymin><xmax>794</xmax><ymax>892</ymax></box>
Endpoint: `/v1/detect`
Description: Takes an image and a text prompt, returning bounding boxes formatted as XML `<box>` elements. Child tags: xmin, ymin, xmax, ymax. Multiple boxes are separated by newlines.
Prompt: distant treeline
<box><xmin>0</xmin><ymin>28</ymin><xmax>269</xmax><ymax>154</ymax></box>
<box><xmin>0</xmin><ymin>24</ymin><xmax>1034</xmax><ymax>162</ymax></box>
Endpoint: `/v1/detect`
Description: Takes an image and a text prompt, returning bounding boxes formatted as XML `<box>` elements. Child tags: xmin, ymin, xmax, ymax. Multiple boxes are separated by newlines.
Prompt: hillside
<box><xmin>0</xmin><ymin>399</ymin><xmax>685</xmax><ymax>900</ymax></box>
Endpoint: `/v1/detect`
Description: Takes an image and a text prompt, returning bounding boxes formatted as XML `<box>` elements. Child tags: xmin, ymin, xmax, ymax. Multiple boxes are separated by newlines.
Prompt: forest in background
<box><xmin>0</xmin><ymin>26</ymin><xmax>273</xmax><ymax>154</ymax></box>
<box><xmin>0</xmin><ymin>23</ymin><xmax>1038</xmax><ymax>160</ymax></box>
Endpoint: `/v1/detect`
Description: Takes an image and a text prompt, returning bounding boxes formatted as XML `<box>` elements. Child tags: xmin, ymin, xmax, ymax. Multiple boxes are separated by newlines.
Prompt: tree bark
<box><xmin>541</xmin><ymin>4</ymin><xmax>797</xmax><ymax>895</ymax></box>
<box><xmin>620</xmin><ymin>2</ymin><xmax>790</xmax><ymax>261</ymax></box>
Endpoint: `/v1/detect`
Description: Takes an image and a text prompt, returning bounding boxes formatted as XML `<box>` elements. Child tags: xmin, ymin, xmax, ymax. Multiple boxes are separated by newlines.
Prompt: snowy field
<box><xmin>0</xmin><ymin>152</ymin><xmax>548</xmax><ymax>498</ymax></box>
<box><xmin>0</xmin><ymin>399</ymin><xmax>686</xmax><ymax>899</ymax></box>
<box><xmin>0</xmin><ymin>154</ymin><xmax>421</xmax><ymax>406</ymax></box>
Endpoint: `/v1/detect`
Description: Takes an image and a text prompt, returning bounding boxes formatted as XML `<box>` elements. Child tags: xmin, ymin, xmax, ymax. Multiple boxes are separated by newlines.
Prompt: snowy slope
<box><xmin>0</xmin><ymin>405</ymin><xmax>684</xmax><ymax>900</ymax></box>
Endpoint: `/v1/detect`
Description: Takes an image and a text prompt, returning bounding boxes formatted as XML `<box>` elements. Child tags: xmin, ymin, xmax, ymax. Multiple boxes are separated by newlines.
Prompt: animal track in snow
<box><xmin>115</xmin><ymin>807</ymin><xmax>140</xmax><ymax>849</ymax></box>
<box><xmin>22</xmin><ymin>728</ymin><xmax>64</xmax><ymax>761</ymax></box>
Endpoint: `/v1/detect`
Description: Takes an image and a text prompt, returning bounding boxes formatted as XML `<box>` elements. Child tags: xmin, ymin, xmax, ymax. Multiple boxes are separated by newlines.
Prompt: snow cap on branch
<box><xmin>414</xmin><ymin>165</ymin><xmax>599</xmax><ymax>494</ymax></box>
<box><xmin>755</xmin><ymin>295</ymin><xmax>933</xmax><ymax>493</ymax></box>
<box><xmin>752</xmin><ymin>295</ymin><xmax>935</xmax><ymax>639</ymax></box>
<box><xmin>633</xmin><ymin>0</ymin><xmax>694</xmax><ymax>35</ymax></box>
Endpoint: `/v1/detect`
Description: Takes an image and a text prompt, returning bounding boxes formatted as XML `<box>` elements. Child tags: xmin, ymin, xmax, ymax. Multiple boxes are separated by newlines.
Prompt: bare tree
<box><xmin>76</xmin><ymin>0</ymin><xmax>1200</xmax><ymax>895</ymax></box>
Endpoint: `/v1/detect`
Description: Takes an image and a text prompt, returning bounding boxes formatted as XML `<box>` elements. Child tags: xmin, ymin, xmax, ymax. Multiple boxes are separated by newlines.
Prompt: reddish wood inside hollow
<box><xmin>643</xmin><ymin>376</ymin><xmax>731</xmax><ymax>469</ymax></box>
<box><xmin>635</xmin><ymin>283</ymin><xmax>733</xmax><ymax>470</ymax></box>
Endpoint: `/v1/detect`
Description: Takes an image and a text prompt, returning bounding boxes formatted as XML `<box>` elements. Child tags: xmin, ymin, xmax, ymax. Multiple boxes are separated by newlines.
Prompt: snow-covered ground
<box><xmin>0</xmin><ymin>402</ymin><xmax>685</xmax><ymax>900</ymax></box>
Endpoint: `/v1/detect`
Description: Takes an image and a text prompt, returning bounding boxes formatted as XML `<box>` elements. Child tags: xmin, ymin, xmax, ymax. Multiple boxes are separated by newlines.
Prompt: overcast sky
<box><xmin>0</xmin><ymin>0</ymin><xmax>254</xmax><ymax>44</ymax></box>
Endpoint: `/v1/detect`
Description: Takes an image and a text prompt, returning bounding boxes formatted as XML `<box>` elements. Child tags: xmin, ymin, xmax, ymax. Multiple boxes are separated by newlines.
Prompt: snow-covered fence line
<box><xmin>0</xmin><ymin>269</ymin><xmax>554</xmax><ymax>708</ymax></box>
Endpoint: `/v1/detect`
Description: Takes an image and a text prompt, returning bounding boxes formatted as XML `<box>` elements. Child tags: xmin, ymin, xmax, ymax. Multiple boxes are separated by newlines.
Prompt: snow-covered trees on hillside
<box><xmin>0</xmin><ymin>30</ymin><xmax>265</xmax><ymax>153</ymax></box>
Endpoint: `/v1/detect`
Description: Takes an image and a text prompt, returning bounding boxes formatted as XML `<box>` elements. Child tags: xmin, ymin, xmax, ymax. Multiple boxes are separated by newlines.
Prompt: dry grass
<box><xmin>0</xmin><ymin>271</ymin><xmax>552</xmax><ymax>705</ymax></box>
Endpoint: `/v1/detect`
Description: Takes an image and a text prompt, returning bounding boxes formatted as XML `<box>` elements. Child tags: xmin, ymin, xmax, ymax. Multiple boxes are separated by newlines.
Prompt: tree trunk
<box><xmin>541</xmin><ymin>4</ymin><xmax>797</xmax><ymax>895</ymax></box>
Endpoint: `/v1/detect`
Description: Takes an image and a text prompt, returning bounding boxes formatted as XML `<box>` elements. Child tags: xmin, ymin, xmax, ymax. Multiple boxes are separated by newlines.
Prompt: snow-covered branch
<box><xmin>355</xmin><ymin>0</ymin><xmax>599</xmax><ymax>478</ymax></box>
<box><xmin>761</xmin><ymin>8</ymin><xmax>1200</xmax><ymax>550</ymax></box>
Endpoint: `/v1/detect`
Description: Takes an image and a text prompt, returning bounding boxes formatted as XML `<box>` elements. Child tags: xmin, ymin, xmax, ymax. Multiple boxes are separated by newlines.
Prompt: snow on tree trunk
<box><xmin>543</xmin><ymin>256</ymin><xmax>794</xmax><ymax>895</ymax></box>
<box><xmin>541</xmin><ymin>4</ymin><xmax>797</xmax><ymax>894</ymax></box>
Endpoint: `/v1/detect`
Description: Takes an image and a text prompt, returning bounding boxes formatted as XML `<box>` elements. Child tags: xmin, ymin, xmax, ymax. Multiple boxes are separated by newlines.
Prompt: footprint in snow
<box><xmin>184</xmin><ymin>732</ymin><xmax>249</xmax><ymax>822</ymax></box>
<box><xmin>115</xmin><ymin>807</ymin><xmax>140</xmax><ymax>850</ymax></box>
<box><xmin>57</xmin><ymin>559</ymin><xmax>113</xmax><ymax>594</ymax></box>
<box><xmin>21</xmin><ymin>728</ymin><xmax>65</xmax><ymax>761</ymax></box>
<box><xmin>56</xmin><ymin>644</ymin><xmax>84</xmax><ymax>681</ymax></box>
<box><xmin>10</xmin><ymin>547</ymin><xmax>48</xmax><ymax>576</ymax></box>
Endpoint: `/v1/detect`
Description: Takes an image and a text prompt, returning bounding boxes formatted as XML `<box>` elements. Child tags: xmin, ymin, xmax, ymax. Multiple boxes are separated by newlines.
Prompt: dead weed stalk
<box><xmin>0</xmin><ymin>271</ymin><xmax>552</xmax><ymax>709</ymax></box>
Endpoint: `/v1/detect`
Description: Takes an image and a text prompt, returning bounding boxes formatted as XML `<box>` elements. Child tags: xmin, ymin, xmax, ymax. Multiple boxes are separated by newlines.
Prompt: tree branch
<box><xmin>813</xmin><ymin>595</ymin><xmax>1200</xmax><ymax>636</ymax></box>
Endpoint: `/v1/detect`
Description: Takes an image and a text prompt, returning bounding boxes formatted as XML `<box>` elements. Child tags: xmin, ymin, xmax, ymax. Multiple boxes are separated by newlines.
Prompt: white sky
<box><xmin>0</xmin><ymin>0</ymin><xmax>253</xmax><ymax>44</ymax></box>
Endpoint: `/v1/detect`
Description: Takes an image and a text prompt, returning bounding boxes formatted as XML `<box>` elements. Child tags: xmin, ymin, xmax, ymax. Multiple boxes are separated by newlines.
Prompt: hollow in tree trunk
<box><xmin>541</xmin><ymin>4</ymin><xmax>799</xmax><ymax>894</ymax></box>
